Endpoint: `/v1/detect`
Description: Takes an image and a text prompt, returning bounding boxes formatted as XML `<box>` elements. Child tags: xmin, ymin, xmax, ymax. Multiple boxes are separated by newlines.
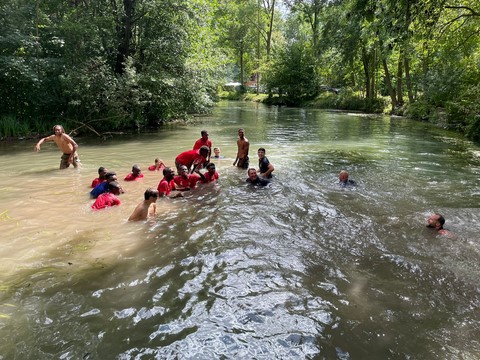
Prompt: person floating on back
<box><xmin>148</xmin><ymin>158</ymin><xmax>166</xmax><ymax>172</ymax></box>
<box><xmin>246</xmin><ymin>168</ymin><xmax>270</xmax><ymax>186</ymax></box>
<box><xmin>124</xmin><ymin>164</ymin><xmax>144</xmax><ymax>181</ymax></box>
<box><xmin>91</xmin><ymin>181</ymin><xmax>121</xmax><ymax>210</ymax></box>
<box><xmin>338</xmin><ymin>170</ymin><xmax>356</xmax><ymax>187</ymax></box>
<box><xmin>257</xmin><ymin>147</ymin><xmax>274</xmax><ymax>179</ymax></box>
<box><xmin>128</xmin><ymin>188</ymin><xmax>159</xmax><ymax>221</ymax></box>
<box><xmin>91</xmin><ymin>167</ymin><xmax>108</xmax><ymax>188</ymax></box>
<box><xmin>426</xmin><ymin>213</ymin><xmax>453</xmax><ymax>236</ymax></box>
<box><xmin>34</xmin><ymin>125</ymin><xmax>80</xmax><ymax>169</ymax></box>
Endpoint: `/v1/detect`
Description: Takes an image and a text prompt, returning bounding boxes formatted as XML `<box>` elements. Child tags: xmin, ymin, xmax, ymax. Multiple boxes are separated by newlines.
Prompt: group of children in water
<box><xmin>35</xmin><ymin>126</ymin><xmax>278</xmax><ymax>221</ymax></box>
<box><xmin>88</xmin><ymin>145</ymin><xmax>222</xmax><ymax>220</ymax></box>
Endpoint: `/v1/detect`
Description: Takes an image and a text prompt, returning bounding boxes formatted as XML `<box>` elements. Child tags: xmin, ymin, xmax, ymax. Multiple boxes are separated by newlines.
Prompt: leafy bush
<box><xmin>405</xmin><ymin>100</ymin><xmax>436</xmax><ymax>121</ymax></box>
<box><xmin>307</xmin><ymin>90</ymin><xmax>386</xmax><ymax>113</ymax></box>
<box><xmin>446</xmin><ymin>84</ymin><xmax>480</xmax><ymax>141</ymax></box>
<box><xmin>263</xmin><ymin>42</ymin><xmax>321</xmax><ymax>104</ymax></box>
<box><xmin>0</xmin><ymin>115</ymin><xmax>30</xmax><ymax>138</ymax></box>
<box><xmin>421</xmin><ymin>63</ymin><xmax>464</xmax><ymax>107</ymax></box>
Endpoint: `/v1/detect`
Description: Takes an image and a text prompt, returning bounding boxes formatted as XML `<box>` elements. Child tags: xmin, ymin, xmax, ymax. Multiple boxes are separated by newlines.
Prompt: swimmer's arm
<box><xmin>191</xmin><ymin>161</ymin><xmax>203</xmax><ymax>174</ymax></box>
<box><xmin>194</xmin><ymin>169</ymin><xmax>206</xmax><ymax>181</ymax></box>
<box><xmin>169</xmin><ymin>191</ymin><xmax>184</xmax><ymax>198</ymax></box>
<box><xmin>438</xmin><ymin>229</ymin><xmax>454</xmax><ymax>237</ymax></box>
<box><xmin>34</xmin><ymin>135</ymin><xmax>55</xmax><ymax>151</ymax></box>
<box><xmin>243</xmin><ymin>139</ymin><xmax>250</xmax><ymax>154</ymax></box>
<box><xmin>150</xmin><ymin>203</ymin><xmax>157</xmax><ymax>217</ymax></box>
<box><xmin>234</xmin><ymin>139</ymin><xmax>241</xmax><ymax>165</ymax></box>
<box><xmin>261</xmin><ymin>163</ymin><xmax>274</xmax><ymax>178</ymax></box>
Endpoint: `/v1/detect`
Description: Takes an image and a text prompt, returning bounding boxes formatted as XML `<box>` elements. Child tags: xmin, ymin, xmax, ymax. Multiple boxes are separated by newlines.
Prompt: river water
<box><xmin>0</xmin><ymin>101</ymin><xmax>479</xmax><ymax>359</ymax></box>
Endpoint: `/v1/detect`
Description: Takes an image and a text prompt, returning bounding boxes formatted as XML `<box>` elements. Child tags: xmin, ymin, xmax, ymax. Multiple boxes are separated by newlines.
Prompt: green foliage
<box><xmin>0</xmin><ymin>0</ymin><xmax>479</xmax><ymax>139</ymax></box>
<box><xmin>263</xmin><ymin>42</ymin><xmax>321</xmax><ymax>104</ymax></box>
<box><xmin>0</xmin><ymin>115</ymin><xmax>30</xmax><ymax>138</ymax></box>
<box><xmin>405</xmin><ymin>100</ymin><xmax>436</xmax><ymax>122</ymax></box>
<box><xmin>0</xmin><ymin>0</ymin><xmax>222</xmax><ymax>136</ymax></box>
<box><xmin>219</xmin><ymin>91</ymin><xmax>243</xmax><ymax>100</ymax></box>
<box><xmin>445</xmin><ymin>85</ymin><xmax>480</xmax><ymax>139</ymax></box>
<box><xmin>308</xmin><ymin>91</ymin><xmax>386</xmax><ymax>113</ymax></box>
<box><xmin>422</xmin><ymin>65</ymin><xmax>464</xmax><ymax>107</ymax></box>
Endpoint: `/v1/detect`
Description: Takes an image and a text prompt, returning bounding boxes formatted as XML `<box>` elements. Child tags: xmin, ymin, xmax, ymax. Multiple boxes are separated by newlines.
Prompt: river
<box><xmin>0</xmin><ymin>101</ymin><xmax>479</xmax><ymax>359</ymax></box>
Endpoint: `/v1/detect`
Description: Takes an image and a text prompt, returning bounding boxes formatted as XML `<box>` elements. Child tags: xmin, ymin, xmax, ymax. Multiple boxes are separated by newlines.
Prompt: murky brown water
<box><xmin>0</xmin><ymin>101</ymin><xmax>479</xmax><ymax>359</ymax></box>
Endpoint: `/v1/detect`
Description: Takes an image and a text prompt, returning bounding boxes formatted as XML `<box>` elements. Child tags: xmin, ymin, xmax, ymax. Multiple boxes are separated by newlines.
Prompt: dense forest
<box><xmin>1</xmin><ymin>0</ymin><xmax>479</xmax><ymax>140</ymax></box>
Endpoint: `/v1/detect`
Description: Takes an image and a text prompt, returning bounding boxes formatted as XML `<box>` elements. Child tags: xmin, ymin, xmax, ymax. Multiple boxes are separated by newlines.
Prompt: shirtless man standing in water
<box><xmin>233</xmin><ymin>128</ymin><xmax>249</xmax><ymax>169</ymax></box>
<box><xmin>34</xmin><ymin>125</ymin><xmax>80</xmax><ymax>169</ymax></box>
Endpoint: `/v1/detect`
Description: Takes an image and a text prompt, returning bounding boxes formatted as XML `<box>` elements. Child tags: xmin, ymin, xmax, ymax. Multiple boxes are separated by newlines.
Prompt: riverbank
<box><xmin>2</xmin><ymin>93</ymin><xmax>477</xmax><ymax>144</ymax></box>
<box><xmin>219</xmin><ymin>91</ymin><xmax>480</xmax><ymax>144</ymax></box>
<box><xmin>0</xmin><ymin>117</ymin><xmax>192</xmax><ymax>142</ymax></box>
<box><xmin>220</xmin><ymin>91</ymin><xmax>387</xmax><ymax>113</ymax></box>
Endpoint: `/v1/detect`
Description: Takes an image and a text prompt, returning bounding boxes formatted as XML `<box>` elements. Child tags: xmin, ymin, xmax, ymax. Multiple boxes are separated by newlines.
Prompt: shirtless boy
<box><xmin>233</xmin><ymin>128</ymin><xmax>249</xmax><ymax>169</ymax></box>
<box><xmin>34</xmin><ymin>125</ymin><xmax>80</xmax><ymax>169</ymax></box>
<box><xmin>128</xmin><ymin>188</ymin><xmax>159</xmax><ymax>221</ymax></box>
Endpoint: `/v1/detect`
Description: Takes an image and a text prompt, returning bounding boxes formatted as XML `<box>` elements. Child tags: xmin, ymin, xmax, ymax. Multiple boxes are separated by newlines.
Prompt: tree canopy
<box><xmin>1</xmin><ymin>0</ymin><xmax>479</xmax><ymax>139</ymax></box>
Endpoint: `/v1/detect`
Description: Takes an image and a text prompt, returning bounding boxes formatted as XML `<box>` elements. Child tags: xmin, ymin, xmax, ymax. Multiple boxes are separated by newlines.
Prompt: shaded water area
<box><xmin>1</xmin><ymin>101</ymin><xmax>480</xmax><ymax>359</ymax></box>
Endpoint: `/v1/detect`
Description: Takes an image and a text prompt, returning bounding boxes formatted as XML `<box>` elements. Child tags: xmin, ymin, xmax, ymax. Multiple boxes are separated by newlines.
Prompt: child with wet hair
<box><xmin>124</xmin><ymin>164</ymin><xmax>144</xmax><ymax>181</ymax></box>
<box><xmin>91</xmin><ymin>181</ymin><xmax>122</xmax><ymax>210</ymax></box>
<box><xmin>91</xmin><ymin>166</ymin><xmax>108</xmax><ymax>188</ymax></box>
<box><xmin>148</xmin><ymin>158</ymin><xmax>166</xmax><ymax>171</ymax></box>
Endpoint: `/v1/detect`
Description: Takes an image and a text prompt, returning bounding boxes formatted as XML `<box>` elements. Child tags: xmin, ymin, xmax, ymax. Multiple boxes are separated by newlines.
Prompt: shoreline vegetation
<box><xmin>2</xmin><ymin>0</ymin><xmax>478</xmax><ymax>144</ymax></box>
<box><xmin>219</xmin><ymin>90</ymin><xmax>477</xmax><ymax>141</ymax></box>
<box><xmin>0</xmin><ymin>93</ymin><xmax>468</xmax><ymax>142</ymax></box>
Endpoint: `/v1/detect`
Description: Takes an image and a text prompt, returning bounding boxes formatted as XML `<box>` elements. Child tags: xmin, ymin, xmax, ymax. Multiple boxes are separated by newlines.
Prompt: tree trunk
<box><xmin>382</xmin><ymin>58</ymin><xmax>397</xmax><ymax>108</ymax></box>
<box><xmin>404</xmin><ymin>55</ymin><xmax>414</xmax><ymax>103</ymax></box>
<box><xmin>370</xmin><ymin>48</ymin><xmax>377</xmax><ymax>99</ymax></box>
<box><xmin>362</xmin><ymin>47</ymin><xmax>376</xmax><ymax>100</ymax></box>
<box><xmin>239</xmin><ymin>44</ymin><xmax>244</xmax><ymax>92</ymax></box>
<box><xmin>362</xmin><ymin>49</ymin><xmax>371</xmax><ymax>99</ymax></box>
<box><xmin>403</xmin><ymin>0</ymin><xmax>414</xmax><ymax>104</ymax></box>
<box><xmin>115</xmin><ymin>0</ymin><xmax>135</xmax><ymax>75</ymax></box>
<box><xmin>256</xmin><ymin>0</ymin><xmax>261</xmax><ymax>95</ymax></box>
<box><xmin>396</xmin><ymin>51</ymin><xmax>404</xmax><ymax>106</ymax></box>
<box><xmin>265</xmin><ymin>0</ymin><xmax>275</xmax><ymax>60</ymax></box>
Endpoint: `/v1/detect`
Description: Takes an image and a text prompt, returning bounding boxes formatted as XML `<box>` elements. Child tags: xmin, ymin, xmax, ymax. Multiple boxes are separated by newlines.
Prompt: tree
<box><xmin>0</xmin><ymin>0</ymin><xmax>223</xmax><ymax>134</ymax></box>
